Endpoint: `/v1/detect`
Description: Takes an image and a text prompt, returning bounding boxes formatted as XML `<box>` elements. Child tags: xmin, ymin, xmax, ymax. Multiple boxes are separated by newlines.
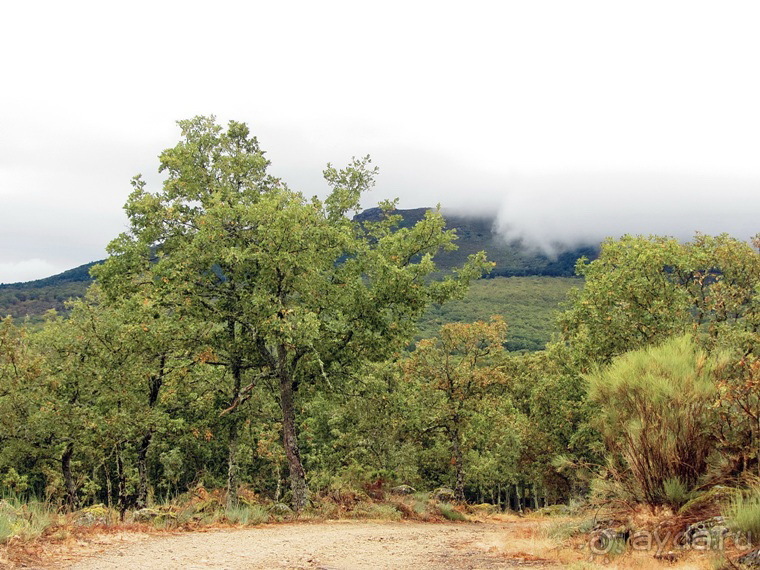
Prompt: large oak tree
<box><xmin>95</xmin><ymin>116</ymin><xmax>489</xmax><ymax>509</ymax></box>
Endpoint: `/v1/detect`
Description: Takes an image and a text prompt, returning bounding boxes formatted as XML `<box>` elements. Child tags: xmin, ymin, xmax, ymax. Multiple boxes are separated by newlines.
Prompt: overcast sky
<box><xmin>2</xmin><ymin>1</ymin><xmax>759</xmax><ymax>283</ymax></box>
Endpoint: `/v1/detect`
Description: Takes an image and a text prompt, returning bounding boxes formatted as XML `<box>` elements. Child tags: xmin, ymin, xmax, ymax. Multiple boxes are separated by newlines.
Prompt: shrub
<box><xmin>413</xmin><ymin>500</ymin><xmax>428</xmax><ymax>516</ymax></box>
<box><xmin>349</xmin><ymin>502</ymin><xmax>402</xmax><ymax>521</ymax></box>
<box><xmin>678</xmin><ymin>486</ymin><xmax>735</xmax><ymax>519</ymax></box>
<box><xmin>546</xmin><ymin>518</ymin><xmax>595</xmax><ymax>541</ymax></box>
<box><xmin>437</xmin><ymin>502</ymin><xmax>467</xmax><ymax>521</ymax></box>
<box><xmin>725</xmin><ymin>488</ymin><xmax>760</xmax><ymax>539</ymax></box>
<box><xmin>0</xmin><ymin>498</ymin><xmax>56</xmax><ymax>542</ymax></box>
<box><xmin>663</xmin><ymin>477</ymin><xmax>693</xmax><ymax>509</ymax></box>
<box><xmin>224</xmin><ymin>504</ymin><xmax>268</xmax><ymax>525</ymax></box>
<box><xmin>588</xmin><ymin>335</ymin><xmax>726</xmax><ymax>506</ymax></box>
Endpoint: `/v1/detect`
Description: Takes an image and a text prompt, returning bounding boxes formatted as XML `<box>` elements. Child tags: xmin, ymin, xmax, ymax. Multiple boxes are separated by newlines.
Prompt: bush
<box><xmin>678</xmin><ymin>486</ymin><xmax>735</xmax><ymax>519</ymax></box>
<box><xmin>437</xmin><ymin>502</ymin><xmax>467</xmax><ymax>521</ymax></box>
<box><xmin>725</xmin><ymin>488</ymin><xmax>760</xmax><ymax>539</ymax></box>
<box><xmin>224</xmin><ymin>504</ymin><xmax>268</xmax><ymax>525</ymax></box>
<box><xmin>663</xmin><ymin>477</ymin><xmax>693</xmax><ymax>509</ymax></box>
<box><xmin>546</xmin><ymin>518</ymin><xmax>595</xmax><ymax>541</ymax></box>
<box><xmin>0</xmin><ymin>498</ymin><xmax>56</xmax><ymax>542</ymax></box>
<box><xmin>349</xmin><ymin>502</ymin><xmax>402</xmax><ymax>521</ymax></box>
<box><xmin>588</xmin><ymin>335</ymin><xmax>726</xmax><ymax>506</ymax></box>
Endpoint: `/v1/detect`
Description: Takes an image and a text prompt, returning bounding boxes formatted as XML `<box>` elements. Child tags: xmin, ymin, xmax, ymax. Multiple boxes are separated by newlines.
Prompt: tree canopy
<box><xmin>94</xmin><ymin>116</ymin><xmax>490</xmax><ymax>509</ymax></box>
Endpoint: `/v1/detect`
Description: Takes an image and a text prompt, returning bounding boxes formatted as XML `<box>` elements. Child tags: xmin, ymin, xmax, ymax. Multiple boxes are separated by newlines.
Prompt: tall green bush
<box><xmin>588</xmin><ymin>335</ymin><xmax>726</xmax><ymax>506</ymax></box>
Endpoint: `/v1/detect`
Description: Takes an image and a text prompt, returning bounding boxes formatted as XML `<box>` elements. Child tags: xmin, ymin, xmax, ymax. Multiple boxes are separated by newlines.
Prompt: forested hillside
<box><xmin>0</xmin><ymin>263</ymin><xmax>97</xmax><ymax>321</ymax></box>
<box><xmin>418</xmin><ymin>276</ymin><xmax>579</xmax><ymax>351</ymax></box>
<box><xmin>0</xmin><ymin>212</ymin><xmax>593</xmax><ymax>323</ymax></box>
<box><xmin>357</xmin><ymin>206</ymin><xmax>598</xmax><ymax>278</ymax></box>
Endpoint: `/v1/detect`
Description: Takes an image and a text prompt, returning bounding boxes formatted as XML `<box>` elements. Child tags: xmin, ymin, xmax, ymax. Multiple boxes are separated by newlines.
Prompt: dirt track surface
<box><xmin>59</xmin><ymin>520</ymin><xmax>563</xmax><ymax>569</ymax></box>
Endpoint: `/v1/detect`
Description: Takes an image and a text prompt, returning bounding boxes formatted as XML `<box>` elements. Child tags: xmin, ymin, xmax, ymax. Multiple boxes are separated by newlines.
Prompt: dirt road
<box><xmin>59</xmin><ymin>520</ymin><xmax>565</xmax><ymax>569</ymax></box>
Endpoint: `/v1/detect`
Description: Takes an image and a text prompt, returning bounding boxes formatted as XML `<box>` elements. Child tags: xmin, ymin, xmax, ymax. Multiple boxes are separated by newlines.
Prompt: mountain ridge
<box><xmin>0</xmin><ymin>208</ymin><xmax>597</xmax><ymax>322</ymax></box>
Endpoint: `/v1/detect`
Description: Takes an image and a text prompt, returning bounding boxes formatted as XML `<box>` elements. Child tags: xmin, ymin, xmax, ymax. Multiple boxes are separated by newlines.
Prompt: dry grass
<box><xmin>530</xmin><ymin>505</ymin><xmax>745</xmax><ymax>570</ymax></box>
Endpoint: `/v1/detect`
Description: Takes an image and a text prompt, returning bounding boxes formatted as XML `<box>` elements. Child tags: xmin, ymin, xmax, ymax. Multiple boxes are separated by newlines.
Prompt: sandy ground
<box><xmin>52</xmin><ymin>520</ymin><xmax>564</xmax><ymax>569</ymax></box>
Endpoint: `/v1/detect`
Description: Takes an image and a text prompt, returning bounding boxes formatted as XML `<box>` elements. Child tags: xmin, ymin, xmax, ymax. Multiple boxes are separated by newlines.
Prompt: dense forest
<box><xmin>1</xmin><ymin>117</ymin><xmax>759</xmax><ymax>529</ymax></box>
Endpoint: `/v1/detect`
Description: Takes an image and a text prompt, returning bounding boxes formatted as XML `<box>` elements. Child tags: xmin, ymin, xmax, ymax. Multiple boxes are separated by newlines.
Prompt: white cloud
<box><xmin>0</xmin><ymin>259</ymin><xmax>61</xmax><ymax>284</ymax></box>
<box><xmin>493</xmin><ymin>172</ymin><xmax>760</xmax><ymax>253</ymax></box>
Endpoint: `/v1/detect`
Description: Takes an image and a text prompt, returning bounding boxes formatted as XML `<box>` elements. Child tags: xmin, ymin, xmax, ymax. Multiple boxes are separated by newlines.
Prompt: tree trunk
<box><xmin>279</xmin><ymin>369</ymin><xmax>307</xmax><ymax>511</ymax></box>
<box><xmin>116</xmin><ymin>445</ymin><xmax>128</xmax><ymax>521</ymax></box>
<box><xmin>227</xmin><ymin>420</ymin><xmax>239</xmax><ymax>509</ymax></box>
<box><xmin>104</xmin><ymin>462</ymin><xmax>113</xmax><ymax>509</ymax></box>
<box><xmin>226</xmin><ymin>347</ymin><xmax>243</xmax><ymax>509</ymax></box>
<box><xmin>136</xmin><ymin>355</ymin><xmax>165</xmax><ymax>508</ymax></box>
<box><xmin>136</xmin><ymin>431</ymin><xmax>152</xmax><ymax>508</ymax></box>
<box><xmin>451</xmin><ymin>422</ymin><xmax>465</xmax><ymax>500</ymax></box>
<box><xmin>274</xmin><ymin>463</ymin><xmax>282</xmax><ymax>503</ymax></box>
<box><xmin>61</xmin><ymin>442</ymin><xmax>77</xmax><ymax>511</ymax></box>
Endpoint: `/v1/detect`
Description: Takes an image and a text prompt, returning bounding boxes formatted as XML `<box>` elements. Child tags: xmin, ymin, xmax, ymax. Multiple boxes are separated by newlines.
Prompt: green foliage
<box><xmin>92</xmin><ymin>116</ymin><xmax>490</xmax><ymax>511</ymax></box>
<box><xmin>678</xmin><ymin>486</ymin><xmax>736</xmax><ymax>518</ymax></box>
<box><xmin>349</xmin><ymin>502</ymin><xmax>403</xmax><ymax>521</ymax></box>
<box><xmin>4</xmin><ymin>117</ymin><xmax>759</xmax><ymax>524</ymax></box>
<box><xmin>404</xmin><ymin>318</ymin><xmax>508</xmax><ymax>499</ymax></box>
<box><xmin>223</xmin><ymin>503</ymin><xmax>268</xmax><ymax>525</ymax></box>
<box><xmin>725</xmin><ymin>487</ymin><xmax>760</xmax><ymax>538</ymax></box>
<box><xmin>662</xmin><ymin>477</ymin><xmax>693</xmax><ymax>509</ymax></box>
<box><xmin>0</xmin><ymin>217</ymin><xmax>591</xmax><ymax>325</ymax></box>
<box><xmin>0</xmin><ymin>497</ymin><xmax>56</xmax><ymax>542</ymax></box>
<box><xmin>419</xmin><ymin>276</ymin><xmax>579</xmax><ymax>351</ymax></box>
<box><xmin>502</xmin><ymin>347</ymin><xmax>598</xmax><ymax>501</ymax></box>
<box><xmin>558</xmin><ymin>233</ymin><xmax>760</xmax><ymax>369</ymax></box>
<box><xmin>588</xmin><ymin>335</ymin><xmax>727</xmax><ymax>505</ymax></box>
<box><xmin>2</xmin><ymin>469</ymin><xmax>29</xmax><ymax>495</ymax></box>
<box><xmin>546</xmin><ymin>517</ymin><xmax>595</xmax><ymax>540</ymax></box>
<box><xmin>554</xmin><ymin>232</ymin><xmax>760</xmax><ymax>508</ymax></box>
<box><xmin>436</xmin><ymin>502</ymin><xmax>467</xmax><ymax>521</ymax></box>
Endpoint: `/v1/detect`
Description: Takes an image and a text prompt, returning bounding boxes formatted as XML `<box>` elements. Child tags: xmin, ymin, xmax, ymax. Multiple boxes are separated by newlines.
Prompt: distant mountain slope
<box><xmin>0</xmin><ymin>208</ymin><xmax>596</xmax><ymax>323</ymax></box>
<box><xmin>0</xmin><ymin>261</ymin><xmax>101</xmax><ymax>290</ymax></box>
<box><xmin>0</xmin><ymin>261</ymin><xmax>100</xmax><ymax>322</ymax></box>
<box><xmin>418</xmin><ymin>276</ymin><xmax>580</xmax><ymax>351</ymax></box>
<box><xmin>356</xmin><ymin>207</ymin><xmax>598</xmax><ymax>277</ymax></box>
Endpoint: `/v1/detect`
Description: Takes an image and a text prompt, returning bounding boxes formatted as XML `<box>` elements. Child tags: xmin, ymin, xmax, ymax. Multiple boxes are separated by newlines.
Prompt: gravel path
<box><xmin>59</xmin><ymin>521</ymin><xmax>561</xmax><ymax>569</ymax></box>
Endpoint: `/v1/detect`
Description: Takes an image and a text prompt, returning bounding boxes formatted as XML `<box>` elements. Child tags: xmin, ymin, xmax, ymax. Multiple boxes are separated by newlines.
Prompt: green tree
<box><xmin>0</xmin><ymin>318</ymin><xmax>46</xmax><ymax>497</ymax></box>
<box><xmin>62</xmin><ymin>287</ymin><xmax>199</xmax><ymax>510</ymax></box>
<box><xmin>502</xmin><ymin>348</ymin><xmax>598</xmax><ymax>503</ymax></box>
<box><xmin>558</xmin><ymin>234</ymin><xmax>760</xmax><ymax>369</ymax></box>
<box><xmin>95</xmin><ymin>116</ymin><xmax>489</xmax><ymax>510</ymax></box>
<box><xmin>404</xmin><ymin>317</ymin><xmax>507</xmax><ymax>499</ymax></box>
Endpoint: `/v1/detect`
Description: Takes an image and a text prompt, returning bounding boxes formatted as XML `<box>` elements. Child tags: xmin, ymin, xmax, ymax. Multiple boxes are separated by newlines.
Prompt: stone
<box><xmin>269</xmin><ymin>503</ymin><xmax>293</xmax><ymax>516</ymax></box>
<box><xmin>133</xmin><ymin>507</ymin><xmax>162</xmax><ymax>522</ymax></box>
<box><xmin>680</xmin><ymin>516</ymin><xmax>729</xmax><ymax>549</ymax></box>
<box><xmin>390</xmin><ymin>485</ymin><xmax>416</xmax><ymax>495</ymax></box>
<box><xmin>75</xmin><ymin>504</ymin><xmax>110</xmax><ymax>526</ymax></box>
<box><xmin>432</xmin><ymin>488</ymin><xmax>457</xmax><ymax>502</ymax></box>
